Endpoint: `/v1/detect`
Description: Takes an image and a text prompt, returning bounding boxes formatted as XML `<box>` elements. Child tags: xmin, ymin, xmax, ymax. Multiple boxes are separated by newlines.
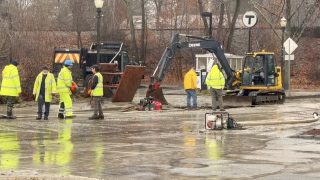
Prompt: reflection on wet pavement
<box><xmin>0</xmin><ymin>98</ymin><xmax>320</xmax><ymax>179</ymax></box>
<box><xmin>0</xmin><ymin>132</ymin><xmax>20</xmax><ymax>170</ymax></box>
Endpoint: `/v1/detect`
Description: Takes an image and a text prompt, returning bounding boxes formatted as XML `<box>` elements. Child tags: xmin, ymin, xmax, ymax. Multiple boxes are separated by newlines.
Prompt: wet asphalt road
<box><xmin>0</xmin><ymin>98</ymin><xmax>320</xmax><ymax>179</ymax></box>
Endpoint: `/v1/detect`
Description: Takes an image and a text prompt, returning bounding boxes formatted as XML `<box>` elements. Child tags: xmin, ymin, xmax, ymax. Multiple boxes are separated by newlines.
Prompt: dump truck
<box><xmin>53</xmin><ymin>42</ymin><xmax>145</xmax><ymax>102</ymax></box>
<box><xmin>147</xmin><ymin>33</ymin><xmax>285</xmax><ymax>106</ymax></box>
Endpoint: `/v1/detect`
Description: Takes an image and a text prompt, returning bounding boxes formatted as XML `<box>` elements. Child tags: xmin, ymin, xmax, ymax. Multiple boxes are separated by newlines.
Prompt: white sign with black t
<box><xmin>242</xmin><ymin>11</ymin><xmax>258</xmax><ymax>28</ymax></box>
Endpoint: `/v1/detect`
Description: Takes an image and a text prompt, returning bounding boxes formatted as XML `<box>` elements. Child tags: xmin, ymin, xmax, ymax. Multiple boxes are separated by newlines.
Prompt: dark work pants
<box><xmin>92</xmin><ymin>96</ymin><xmax>103</xmax><ymax>116</ymax></box>
<box><xmin>38</xmin><ymin>94</ymin><xmax>50</xmax><ymax>118</ymax></box>
<box><xmin>210</xmin><ymin>88</ymin><xmax>224</xmax><ymax>110</ymax></box>
<box><xmin>6</xmin><ymin>96</ymin><xmax>16</xmax><ymax>115</ymax></box>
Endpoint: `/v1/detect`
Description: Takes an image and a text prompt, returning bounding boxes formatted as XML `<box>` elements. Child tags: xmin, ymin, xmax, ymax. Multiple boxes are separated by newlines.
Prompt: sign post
<box><xmin>243</xmin><ymin>11</ymin><xmax>258</xmax><ymax>52</ymax></box>
<box><xmin>283</xmin><ymin>37</ymin><xmax>298</xmax><ymax>90</ymax></box>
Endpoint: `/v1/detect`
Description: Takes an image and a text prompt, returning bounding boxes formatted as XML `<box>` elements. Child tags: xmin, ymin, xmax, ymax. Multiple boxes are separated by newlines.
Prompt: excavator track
<box><xmin>223</xmin><ymin>90</ymin><xmax>285</xmax><ymax>107</ymax></box>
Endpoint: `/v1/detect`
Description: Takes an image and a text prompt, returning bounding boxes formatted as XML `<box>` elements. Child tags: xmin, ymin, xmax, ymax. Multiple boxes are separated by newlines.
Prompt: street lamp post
<box><xmin>280</xmin><ymin>17</ymin><xmax>287</xmax><ymax>90</ymax></box>
<box><xmin>95</xmin><ymin>0</ymin><xmax>104</xmax><ymax>64</ymax></box>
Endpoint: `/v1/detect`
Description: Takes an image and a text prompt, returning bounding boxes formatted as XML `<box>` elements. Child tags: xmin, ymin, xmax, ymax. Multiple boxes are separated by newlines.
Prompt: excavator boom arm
<box><xmin>151</xmin><ymin>33</ymin><xmax>235</xmax><ymax>89</ymax></box>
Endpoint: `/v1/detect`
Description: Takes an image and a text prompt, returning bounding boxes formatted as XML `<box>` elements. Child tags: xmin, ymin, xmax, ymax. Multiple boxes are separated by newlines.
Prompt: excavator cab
<box><xmin>241</xmin><ymin>52</ymin><xmax>277</xmax><ymax>87</ymax></box>
<box><xmin>239</xmin><ymin>51</ymin><xmax>284</xmax><ymax>102</ymax></box>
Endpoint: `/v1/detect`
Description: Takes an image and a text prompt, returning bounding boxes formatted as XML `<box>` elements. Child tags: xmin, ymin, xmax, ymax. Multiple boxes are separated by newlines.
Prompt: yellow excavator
<box><xmin>231</xmin><ymin>51</ymin><xmax>285</xmax><ymax>104</ymax></box>
<box><xmin>147</xmin><ymin>33</ymin><xmax>285</xmax><ymax>106</ymax></box>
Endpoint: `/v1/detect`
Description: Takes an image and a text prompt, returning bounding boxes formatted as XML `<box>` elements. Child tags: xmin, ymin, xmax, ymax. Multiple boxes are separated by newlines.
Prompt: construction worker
<box><xmin>88</xmin><ymin>64</ymin><xmax>104</xmax><ymax>120</ymax></box>
<box><xmin>183</xmin><ymin>67</ymin><xmax>198</xmax><ymax>109</ymax></box>
<box><xmin>57</xmin><ymin>60</ymin><xmax>75</xmax><ymax>119</ymax></box>
<box><xmin>33</xmin><ymin>66</ymin><xmax>57</xmax><ymax>120</ymax></box>
<box><xmin>0</xmin><ymin>60</ymin><xmax>21</xmax><ymax>119</ymax></box>
<box><xmin>206</xmin><ymin>64</ymin><xmax>225</xmax><ymax>111</ymax></box>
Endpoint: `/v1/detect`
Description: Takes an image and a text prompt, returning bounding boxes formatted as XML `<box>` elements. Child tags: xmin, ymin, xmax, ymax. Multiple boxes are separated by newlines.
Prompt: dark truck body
<box><xmin>53</xmin><ymin>42</ymin><xmax>145</xmax><ymax>102</ymax></box>
<box><xmin>53</xmin><ymin>42</ymin><xmax>131</xmax><ymax>80</ymax></box>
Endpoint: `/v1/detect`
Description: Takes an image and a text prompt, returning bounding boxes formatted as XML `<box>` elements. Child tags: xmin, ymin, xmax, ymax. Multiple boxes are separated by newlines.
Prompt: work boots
<box><xmin>99</xmin><ymin>115</ymin><xmax>104</xmax><ymax>119</ymax></box>
<box><xmin>58</xmin><ymin>113</ymin><xmax>64</xmax><ymax>119</ymax></box>
<box><xmin>7</xmin><ymin>111</ymin><xmax>16</xmax><ymax>119</ymax></box>
<box><xmin>36</xmin><ymin>114</ymin><xmax>42</xmax><ymax>120</ymax></box>
<box><xmin>89</xmin><ymin>114</ymin><xmax>100</xmax><ymax>120</ymax></box>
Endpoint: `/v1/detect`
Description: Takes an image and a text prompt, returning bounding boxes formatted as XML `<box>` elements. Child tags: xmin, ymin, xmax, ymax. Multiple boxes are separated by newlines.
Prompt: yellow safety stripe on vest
<box><xmin>3</xmin><ymin>75</ymin><xmax>19</xmax><ymax>79</ymax></box>
<box><xmin>1</xmin><ymin>86</ymin><xmax>21</xmax><ymax>89</ymax></box>
<box><xmin>210</xmin><ymin>85</ymin><xmax>224</xmax><ymax>88</ymax></box>
<box><xmin>57</xmin><ymin>87</ymin><xmax>70</xmax><ymax>91</ymax></box>
<box><xmin>58</xmin><ymin>77</ymin><xmax>72</xmax><ymax>82</ymax></box>
<box><xmin>206</xmin><ymin>77</ymin><xmax>224</xmax><ymax>81</ymax></box>
<box><xmin>57</xmin><ymin>86</ymin><xmax>69</xmax><ymax>89</ymax></box>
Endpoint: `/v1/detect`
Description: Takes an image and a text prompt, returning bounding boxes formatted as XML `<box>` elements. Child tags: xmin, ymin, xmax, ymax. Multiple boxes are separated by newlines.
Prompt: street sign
<box><xmin>285</xmin><ymin>54</ymin><xmax>294</xmax><ymax>61</ymax></box>
<box><xmin>242</xmin><ymin>11</ymin><xmax>258</xmax><ymax>28</ymax></box>
<box><xmin>284</xmin><ymin>38</ymin><xmax>298</xmax><ymax>54</ymax></box>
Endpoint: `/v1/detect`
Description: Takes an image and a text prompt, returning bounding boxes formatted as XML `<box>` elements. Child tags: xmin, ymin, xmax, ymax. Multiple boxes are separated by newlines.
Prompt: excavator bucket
<box><xmin>223</xmin><ymin>95</ymin><xmax>253</xmax><ymax>107</ymax></box>
<box><xmin>146</xmin><ymin>87</ymin><xmax>168</xmax><ymax>105</ymax></box>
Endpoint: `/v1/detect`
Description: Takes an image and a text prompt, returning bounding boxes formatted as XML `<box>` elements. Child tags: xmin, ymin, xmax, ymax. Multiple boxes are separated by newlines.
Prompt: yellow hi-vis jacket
<box><xmin>184</xmin><ymin>69</ymin><xmax>197</xmax><ymax>90</ymax></box>
<box><xmin>91</xmin><ymin>72</ymin><xmax>104</xmax><ymax>97</ymax></box>
<box><xmin>0</xmin><ymin>64</ymin><xmax>21</xmax><ymax>96</ymax></box>
<box><xmin>205</xmin><ymin>65</ymin><xmax>225</xmax><ymax>89</ymax></box>
<box><xmin>57</xmin><ymin>66</ymin><xmax>72</xmax><ymax>94</ymax></box>
<box><xmin>33</xmin><ymin>72</ymin><xmax>57</xmax><ymax>102</ymax></box>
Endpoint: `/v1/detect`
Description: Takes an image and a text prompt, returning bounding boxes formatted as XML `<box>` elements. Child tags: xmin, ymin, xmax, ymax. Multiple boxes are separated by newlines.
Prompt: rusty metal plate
<box><xmin>100</xmin><ymin>63</ymin><xmax>118</xmax><ymax>72</ymax></box>
<box><xmin>112</xmin><ymin>66</ymin><xmax>145</xmax><ymax>102</ymax></box>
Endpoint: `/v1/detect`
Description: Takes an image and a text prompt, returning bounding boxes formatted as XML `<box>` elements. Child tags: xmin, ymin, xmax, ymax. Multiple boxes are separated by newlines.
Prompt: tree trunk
<box><xmin>124</xmin><ymin>0</ymin><xmax>139</xmax><ymax>59</ymax></box>
<box><xmin>226</xmin><ymin>0</ymin><xmax>240</xmax><ymax>53</ymax></box>
<box><xmin>198</xmin><ymin>0</ymin><xmax>209</xmax><ymax>33</ymax></box>
<box><xmin>286</xmin><ymin>0</ymin><xmax>291</xmax><ymax>37</ymax></box>
<box><xmin>77</xmin><ymin>31</ymin><xmax>82</xmax><ymax>48</ymax></box>
<box><xmin>217</xmin><ymin>2</ymin><xmax>225</xmax><ymax>43</ymax></box>
<box><xmin>140</xmin><ymin>0</ymin><xmax>146</xmax><ymax>63</ymax></box>
<box><xmin>153</xmin><ymin>0</ymin><xmax>163</xmax><ymax>30</ymax></box>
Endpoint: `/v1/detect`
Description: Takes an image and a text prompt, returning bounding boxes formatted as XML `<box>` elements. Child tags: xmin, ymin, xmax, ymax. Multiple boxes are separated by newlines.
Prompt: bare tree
<box><xmin>217</xmin><ymin>1</ymin><xmax>225</xmax><ymax>43</ymax></box>
<box><xmin>153</xmin><ymin>0</ymin><xmax>163</xmax><ymax>29</ymax></box>
<box><xmin>198</xmin><ymin>0</ymin><xmax>209</xmax><ymax>32</ymax></box>
<box><xmin>225</xmin><ymin>0</ymin><xmax>240</xmax><ymax>52</ymax></box>
<box><xmin>69</xmin><ymin>0</ymin><xmax>90</xmax><ymax>48</ymax></box>
<box><xmin>123</xmin><ymin>0</ymin><xmax>139</xmax><ymax>59</ymax></box>
<box><xmin>140</xmin><ymin>0</ymin><xmax>146</xmax><ymax>62</ymax></box>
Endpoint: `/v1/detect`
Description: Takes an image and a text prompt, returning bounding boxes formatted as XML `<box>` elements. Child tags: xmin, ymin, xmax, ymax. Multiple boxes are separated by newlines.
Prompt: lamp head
<box><xmin>280</xmin><ymin>17</ymin><xmax>287</xmax><ymax>28</ymax></box>
<box><xmin>94</xmin><ymin>0</ymin><xmax>104</xmax><ymax>9</ymax></box>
